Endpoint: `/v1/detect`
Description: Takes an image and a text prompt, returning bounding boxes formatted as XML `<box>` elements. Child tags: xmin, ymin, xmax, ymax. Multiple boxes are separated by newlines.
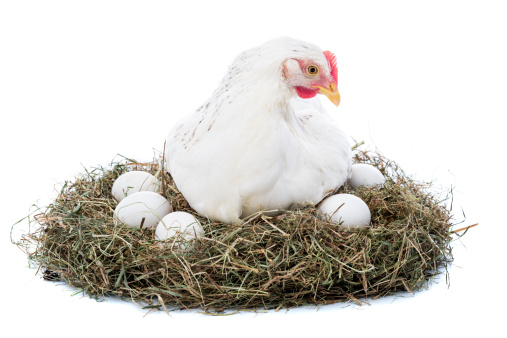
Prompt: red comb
<box><xmin>323</xmin><ymin>50</ymin><xmax>338</xmax><ymax>83</ymax></box>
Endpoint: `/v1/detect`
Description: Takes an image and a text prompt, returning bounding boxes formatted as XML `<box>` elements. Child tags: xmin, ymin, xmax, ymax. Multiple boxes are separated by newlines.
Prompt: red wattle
<box><xmin>295</xmin><ymin>86</ymin><xmax>319</xmax><ymax>99</ymax></box>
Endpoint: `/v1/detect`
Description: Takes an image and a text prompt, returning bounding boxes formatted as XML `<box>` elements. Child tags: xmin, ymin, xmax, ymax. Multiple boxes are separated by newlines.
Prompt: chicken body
<box><xmin>166</xmin><ymin>37</ymin><xmax>351</xmax><ymax>224</ymax></box>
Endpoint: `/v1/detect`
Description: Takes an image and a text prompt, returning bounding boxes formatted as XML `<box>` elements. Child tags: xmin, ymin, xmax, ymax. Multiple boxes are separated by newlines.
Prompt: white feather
<box><xmin>166</xmin><ymin>37</ymin><xmax>352</xmax><ymax>224</ymax></box>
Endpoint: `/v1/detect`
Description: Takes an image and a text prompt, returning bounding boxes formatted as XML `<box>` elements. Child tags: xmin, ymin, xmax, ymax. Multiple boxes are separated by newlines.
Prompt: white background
<box><xmin>1</xmin><ymin>1</ymin><xmax>506</xmax><ymax>337</ymax></box>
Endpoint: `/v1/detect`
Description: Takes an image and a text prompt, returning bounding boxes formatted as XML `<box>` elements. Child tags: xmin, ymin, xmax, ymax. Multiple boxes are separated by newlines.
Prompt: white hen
<box><xmin>166</xmin><ymin>37</ymin><xmax>351</xmax><ymax>224</ymax></box>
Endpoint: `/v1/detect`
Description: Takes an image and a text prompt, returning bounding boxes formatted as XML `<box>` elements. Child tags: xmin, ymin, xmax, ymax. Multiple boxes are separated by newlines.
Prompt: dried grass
<box><xmin>14</xmin><ymin>145</ymin><xmax>468</xmax><ymax>313</ymax></box>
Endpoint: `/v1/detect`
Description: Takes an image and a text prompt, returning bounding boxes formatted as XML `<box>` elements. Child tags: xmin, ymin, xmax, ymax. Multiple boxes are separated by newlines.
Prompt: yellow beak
<box><xmin>313</xmin><ymin>82</ymin><xmax>341</xmax><ymax>107</ymax></box>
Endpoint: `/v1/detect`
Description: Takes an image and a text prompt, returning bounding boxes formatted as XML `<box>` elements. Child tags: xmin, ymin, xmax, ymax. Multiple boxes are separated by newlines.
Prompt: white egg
<box><xmin>319</xmin><ymin>193</ymin><xmax>371</xmax><ymax>228</ymax></box>
<box><xmin>112</xmin><ymin>171</ymin><xmax>161</xmax><ymax>202</ymax></box>
<box><xmin>114</xmin><ymin>191</ymin><xmax>172</xmax><ymax>229</ymax></box>
<box><xmin>348</xmin><ymin>164</ymin><xmax>385</xmax><ymax>189</ymax></box>
<box><xmin>155</xmin><ymin>212</ymin><xmax>203</xmax><ymax>243</ymax></box>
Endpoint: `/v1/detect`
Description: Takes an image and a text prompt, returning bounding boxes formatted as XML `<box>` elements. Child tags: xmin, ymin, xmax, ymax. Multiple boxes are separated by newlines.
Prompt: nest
<box><xmin>15</xmin><ymin>146</ymin><xmax>464</xmax><ymax>313</ymax></box>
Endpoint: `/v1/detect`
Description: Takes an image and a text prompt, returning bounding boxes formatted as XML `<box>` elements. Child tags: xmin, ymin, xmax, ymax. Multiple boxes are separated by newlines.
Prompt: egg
<box><xmin>319</xmin><ymin>193</ymin><xmax>371</xmax><ymax>228</ymax></box>
<box><xmin>114</xmin><ymin>191</ymin><xmax>172</xmax><ymax>228</ymax></box>
<box><xmin>155</xmin><ymin>212</ymin><xmax>203</xmax><ymax>244</ymax></box>
<box><xmin>112</xmin><ymin>171</ymin><xmax>161</xmax><ymax>202</ymax></box>
<box><xmin>348</xmin><ymin>164</ymin><xmax>385</xmax><ymax>189</ymax></box>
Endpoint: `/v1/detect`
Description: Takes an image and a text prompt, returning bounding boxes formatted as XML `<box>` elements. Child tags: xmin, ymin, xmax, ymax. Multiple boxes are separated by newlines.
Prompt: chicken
<box><xmin>166</xmin><ymin>37</ymin><xmax>351</xmax><ymax>224</ymax></box>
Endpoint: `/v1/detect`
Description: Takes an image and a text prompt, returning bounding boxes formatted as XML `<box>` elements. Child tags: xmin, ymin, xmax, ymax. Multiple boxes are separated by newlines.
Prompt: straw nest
<box><xmin>16</xmin><ymin>145</ymin><xmax>462</xmax><ymax>313</ymax></box>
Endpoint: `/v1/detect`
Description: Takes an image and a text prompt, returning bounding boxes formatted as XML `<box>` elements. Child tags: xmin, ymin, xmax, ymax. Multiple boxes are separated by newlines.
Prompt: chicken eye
<box><xmin>306</xmin><ymin>65</ymin><xmax>319</xmax><ymax>75</ymax></box>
